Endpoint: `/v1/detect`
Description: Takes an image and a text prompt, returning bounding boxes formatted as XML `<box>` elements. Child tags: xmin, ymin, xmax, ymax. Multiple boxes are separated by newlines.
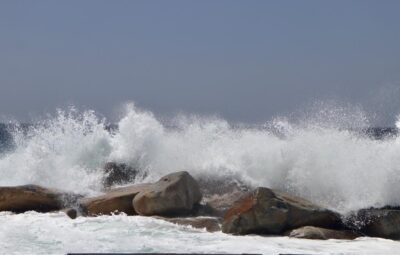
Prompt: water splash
<box><xmin>1</xmin><ymin>102</ymin><xmax>400</xmax><ymax>213</ymax></box>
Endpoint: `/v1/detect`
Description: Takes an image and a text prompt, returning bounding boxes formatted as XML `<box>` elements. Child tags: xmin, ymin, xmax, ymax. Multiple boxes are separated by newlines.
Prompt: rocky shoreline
<box><xmin>1</xmin><ymin>164</ymin><xmax>399</xmax><ymax>241</ymax></box>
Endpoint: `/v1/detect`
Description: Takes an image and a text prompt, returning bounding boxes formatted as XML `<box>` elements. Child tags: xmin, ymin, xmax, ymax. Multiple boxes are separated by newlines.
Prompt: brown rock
<box><xmin>222</xmin><ymin>187</ymin><xmax>342</xmax><ymax>235</ymax></box>
<box><xmin>287</xmin><ymin>226</ymin><xmax>360</xmax><ymax>240</ymax></box>
<box><xmin>133</xmin><ymin>171</ymin><xmax>202</xmax><ymax>216</ymax></box>
<box><xmin>355</xmin><ymin>208</ymin><xmax>400</xmax><ymax>240</ymax></box>
<box><xmin>79</xmin><ymin>183</ymin><xmax>150</xmax><ymax>216</ymax></box>
<box><xmin>157</xmin><ymin>217</ymin><xmax>221</xmax><ymax>232</ymax></box>
<box><xmin>0</xmin><ymin>185</ymin><xmax>76</xmax><ymax>213</ymax></box>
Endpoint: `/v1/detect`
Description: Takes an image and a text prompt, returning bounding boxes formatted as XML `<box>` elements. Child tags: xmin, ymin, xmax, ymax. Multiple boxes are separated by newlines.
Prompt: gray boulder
<box><xmin>354</xmin><ymin>208</ymin><xmax>400</xmax><ymax>240</ymax></box>
<box><xmin>222</xmin><ymin>187</ymin><xmax>342</xmax><ymax>235</ymax></box>
<box><xmin>133</xmin><ymin>171</ymin><xmax>202</xmax><ymax>216</ymax></box>
<box><xmin>287</xmin><ymin>226</ymin><xmax>360</xmax><ymax>240</ymax></box>
<box><xmin>80</xmin><ymin>171</ymin><xmax>202</xmax><ymax>217</ymax></box>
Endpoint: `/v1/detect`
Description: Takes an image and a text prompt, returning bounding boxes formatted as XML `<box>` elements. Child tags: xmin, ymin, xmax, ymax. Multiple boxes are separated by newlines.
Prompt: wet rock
<box><xmin>103</xmin><ymin>162</ymin><xmax>140</xmax><ymax>188</ymax></box>
<box><xmin>202</xmin><ymin>191</ymin><xmax>248</xmax><ymax>217</ymax></box>
<box><xmin>222</xmin><ymin>187</ymin><xmax>342</xmax><ymax>235</ymax></box>
<box><xmin>79</xmin><ymin>184</ymin><xmax>150</xmax><ymax>216</ymax></box>
<box><xmin>157</xmin><ymin>216</ymin><xmax>221</xmax><ymax>232</ymax></box>
<box><xmin>353</xmin><ymin>208</ymin><xmax>400</xmax><ymax>240</ymax></box>
<box><xmin>193</xmin><ymin>177</ymin><xmax>250</xmax><ymax>218</ymax></box>
<box><xmin>62</xmin><ymin>208</ymin><xmax>78</xmax><ymax>219</ymax></box>
<box><xmin>0</xmin><ymin>185</ymin><xmax>77</xmax><ymax>213</ymax></box>
<box><xmin>190</xmin><ymin>203</ymin><xmax>223</xmax><ymax>217</ymax></box>
<box><xmin>197</xmin><ymin>177</ymin><xmax>250</xmax><ymax>197</ymax></box>
<box><xmin>80</xmin><ymin>171</ymin><xmax>202</xmax><ymax>217</ymax></box>
<box><xmin>287</xmin><ymin>226</ymin><xmax>360</xmax><ymax>240</ymax></box>
<box><xmin>133</xmin><ymin>171</ymin><xmax>202</xmax><ymax>216</ymax></box>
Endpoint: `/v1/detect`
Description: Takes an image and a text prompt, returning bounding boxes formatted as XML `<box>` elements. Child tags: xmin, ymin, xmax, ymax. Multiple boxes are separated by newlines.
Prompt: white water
<box><xmin>2</xmin><ymin>103</ymin><xmax>400</xmax><ymax>253</ymax></box>
<box><xmin>1</xmin><ymin>103</ymin><xmax>400</xmax><ymax>213</ymax></box>
<box><xmin>1</xmin><ymin>211</ymin><xmax>399</xmax><ymax>255</ymax></box>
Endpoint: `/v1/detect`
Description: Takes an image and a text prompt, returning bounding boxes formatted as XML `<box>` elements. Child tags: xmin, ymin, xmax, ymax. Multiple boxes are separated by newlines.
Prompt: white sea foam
<box><xmin>1</xmin><ymin>103</ymin><xmax>400</xmax><ymax>213</ymax></box>
<box><xmin>0</xmin><ymin>212</ymin><xmax>399</xmax><ymax>255</ymax></box>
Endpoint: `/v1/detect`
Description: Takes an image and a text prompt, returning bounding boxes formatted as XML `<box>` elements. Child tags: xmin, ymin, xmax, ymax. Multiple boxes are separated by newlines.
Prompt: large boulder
<box><xmin>287</xmin><ymin>226</ymin><xmax>360</xmax><ymax>240</ymax></box>
<box><xmin>156</xmin><ymin>216</ymin><xmax>221</xmax><ymax>232</ymax></box>
<box><xmin>79</xmin><ymin>184</ymin><xmax>150</xmax><ymax>216</ymax></box>
<box><xmin>353</xmin><ymin>208</ymin><xmax>400</xmax><ymax>239</ymax></box>
<box><xmin>202</xmin><ymin>191</ymin><xmax>248</xmax><ymax>217</ymax></box>
<box><xmin>0</xmin><ymin>185</ymin><xmax>79</xmax><ymax>213</ymax></box>
<box><xmin>197</xmin><ymin>177</ymin><xmax>250</xmax><ymax>217</ymax></box>
<box><xmin>133</xmin><ymin>171</ymin><xmax>202</xmax><ymax>216</ymax></box>
<box><xmin>222</xmin><ymin>187</ymin><xmax>342</xmax><ymax>235</ymax></box>
<box><xmin>80</xmin><ymin>171</ymin><xmax>202</xmax><ymax>217</ymax></box>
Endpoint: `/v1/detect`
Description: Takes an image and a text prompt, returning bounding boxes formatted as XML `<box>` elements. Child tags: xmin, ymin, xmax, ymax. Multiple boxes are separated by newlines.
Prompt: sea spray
<box><xmin>0</xmin><ymin>108</ymin><xmax>110</xmax><ymax>195</ymax></box>
<box><xmin>1</xmin><ymin>103</ymin><xmax>400</xmax><ymax>213</ymax></box>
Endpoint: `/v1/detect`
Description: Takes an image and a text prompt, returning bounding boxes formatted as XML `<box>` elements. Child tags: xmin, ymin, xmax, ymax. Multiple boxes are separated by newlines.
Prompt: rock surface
<box><xmin>80</xmin><ymin>171</ymin><xmax>202</xmax><ymax>217</ymax></box>
<box><xmin>354</xmin><ymin>208</ymin><xmax>400</xmax><ymax>240</ymax></box>
<box><xmin>203</xmin><ymin>191</ymin><xmax>248</xmax><ymax>217</ymax></box>
<box><xmin>62</xmin><ymin>208</ymin><xmax>78</xmax><ymax>219</ymax></box>
<box><xmin>0</xmin><ymin>185</ymin><xmax>78</xmax><ymax>213</ymax></box>
<box><xmin>157</xmin><ymin>216</ymin><xmax>221</xmax><ymax>232</ymax></box>
<box><xmin>197</xmin><ymin>177</ymin><xmax>250</xmax><ymax>197</ymax></box>
<box><xmin>287</xmin><ymin>226</ymin><xmax>360</xmax><ymax>240</ymax></box>
<box><xmin>103</xmin><ymin>162</ymin><xmax>140</xmax><ymax>188</ymax></box>
<box><xmin>79</xmin><ymin>184</ymin><xmax>150</xmax><ymax>216</ymax></box>
<box><xmin>133</xmin><ymin>171</ymin><xmax>202</xmax><ymax>216</ymax></box>
<box><xmin>197</xmin><ymin>177</ymin><xmax>250</xmax><ymax>217</ymax></box>
<box><xmin>222</xmin><ymin>187</ymin><xmax>342</xmax><ymax>235</ymax></box>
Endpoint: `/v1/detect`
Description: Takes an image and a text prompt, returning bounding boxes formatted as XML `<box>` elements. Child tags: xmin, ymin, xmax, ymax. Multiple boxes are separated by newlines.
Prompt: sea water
<box><xmin>1</xmin><ymin>212</ymin><xmax>399</xmax><ymax>255</ymax></box>
<box><xmin>1</xmin><ymin>102</ymin><xmax>400</xmax><ymax>254</ymax></box>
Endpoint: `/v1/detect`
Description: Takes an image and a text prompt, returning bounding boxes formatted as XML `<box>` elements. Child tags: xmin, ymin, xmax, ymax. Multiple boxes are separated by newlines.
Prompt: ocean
<box><xmin>1</xmin><ymin>103</ymin><xmax>400</xmax><ymax>254</ymax></box>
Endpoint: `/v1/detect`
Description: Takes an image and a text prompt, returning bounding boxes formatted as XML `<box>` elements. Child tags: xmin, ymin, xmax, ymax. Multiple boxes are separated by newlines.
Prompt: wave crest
<box><xmin>1</xmin><ymin>102</ymin><xmax>400</xmax><ymax>213</ymax></box>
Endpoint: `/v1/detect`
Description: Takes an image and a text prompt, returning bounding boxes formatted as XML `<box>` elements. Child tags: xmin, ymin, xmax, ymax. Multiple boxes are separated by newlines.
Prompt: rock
<box><xmin>80</xmin><ymin>171</ymin><xmax>202</xmax><ymax>217</ymax></box>
<box><xmin>103</xmin><ymin>162</ymin><xmax>140</xmax><ymax>188</ymax></box>
<box><xmin>197</xmin><ymin>177</ymin><xmax>250</xmax><ymax>217</ymax></box>
<box><xmin>79</xmin><ymin>183</ymin><xmax>150</xmax><ymax>216</ymax></box>
<box><xmin>178</xmin><ymin>177</ymin><xmax>248</xmax><ymax>218</ymax></box>
<box><xmin>190</xmin><ymin>203</ymin><xmax>223</xmax><ymax>217</ymax></box>
<box><xmin>197</xmin><ymin>177</ymin><xmax>250</xmax><ymax>197</ymax></box>
<box><xmin>287</xmin><ymin>226</ymin><xmax>360</xmax><ymax>240</ymax></box>
<box><xmin>0</xmin><ymin>185</ymin><xmax>78</xmax><ymax>213</ymax></box>
<box><xmin>62</xmin><ymin>208</ymin><xmax>78</xmax><ymax>219</ymax></box>
<box><xmin>156</xmin><ymin>216</ymin><xmax>221</xmax><ymax>232</ymax></box>
<box><xmin>222</xmin><ymin>187</ymin><xmax>342</xmax><ymax>235</ymax></box>
<box><xmin>353</xmin><ymin>208</ymin><xmax>400</xmax><ymax>240</ymax></box>
<box><xmin>133</xmin><ymin>171</ymin><xmax>202</xmax><ymax>216</ymax></box>
<box><xmin>202</xmin><ymin>191</ymin><xmax>248</xmax><ymax>217</ymax></box>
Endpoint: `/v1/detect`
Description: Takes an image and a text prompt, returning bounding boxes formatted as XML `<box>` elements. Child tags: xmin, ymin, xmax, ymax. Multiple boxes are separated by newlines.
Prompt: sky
<box><xmin>1</xmin><ymin>0</ymin><xmax>400</xmax><ymax>124</ymax></box>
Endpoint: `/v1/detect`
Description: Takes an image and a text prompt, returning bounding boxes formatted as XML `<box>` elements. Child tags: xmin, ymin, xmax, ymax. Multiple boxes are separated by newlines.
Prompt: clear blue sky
<box><xmin>1</xmin><ymin>0</ymin><xmax>400</xmax><ymax>123</ymax></box>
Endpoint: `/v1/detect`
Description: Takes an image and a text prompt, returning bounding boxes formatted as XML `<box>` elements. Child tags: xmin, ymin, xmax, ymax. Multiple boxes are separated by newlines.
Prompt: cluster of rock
<box><xmin>81</xmin><ymin>171</ymin><xmax>201</xmax><ymax>217</ymax></box>
<box><xmin>1</xmin><ymin>165</ymin><xmax>400</xmax><ymax>241</ymax></box>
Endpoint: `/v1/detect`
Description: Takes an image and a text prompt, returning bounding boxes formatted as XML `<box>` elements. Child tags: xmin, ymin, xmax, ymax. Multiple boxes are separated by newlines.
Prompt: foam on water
<box><xmin>1</xmin><ymin>103</ymin><xmax>400</xmax><ymax>212</ymax></box>
<box><xmin>1</xmin><ymin>211</ymin><xmax>399</xmax><ymax>255</ymax></box>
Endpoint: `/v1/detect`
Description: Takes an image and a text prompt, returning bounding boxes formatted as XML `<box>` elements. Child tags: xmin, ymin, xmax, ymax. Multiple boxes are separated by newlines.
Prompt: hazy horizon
<box><xmin>1</xmin><ymin>0</ymin><xmax>400</xmax><ymax>125</ymax></box>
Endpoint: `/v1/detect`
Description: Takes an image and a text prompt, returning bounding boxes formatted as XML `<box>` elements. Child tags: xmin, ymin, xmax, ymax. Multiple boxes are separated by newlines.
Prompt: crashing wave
<box><xmin>1</xmin><ymin>102</ymin><xmax>400</xmax><ymax>214</ymax></box>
